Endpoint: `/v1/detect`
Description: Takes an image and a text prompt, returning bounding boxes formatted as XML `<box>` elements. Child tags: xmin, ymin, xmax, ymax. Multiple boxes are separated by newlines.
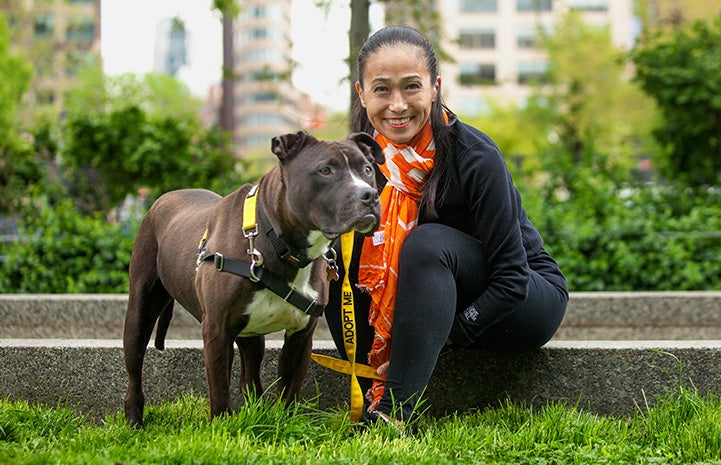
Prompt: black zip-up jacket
<box><xmin>421</xmin><ymin>117</ymin><xmax>568</xmax><ymax>345</ymax></box>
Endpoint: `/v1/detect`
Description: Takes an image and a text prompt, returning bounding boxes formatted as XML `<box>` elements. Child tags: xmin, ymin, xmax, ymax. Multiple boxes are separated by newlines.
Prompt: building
<box><xmin>434</xmin><ymin>0</ymin><xmax>635</xmax><ymax>115</ymax></box>
<box><xmin>154</xmin><ymin>17</ymin><xmax>188</xmax><ymax>77</ymax></box>
<box><xmin>232</xmin><ymin>0</ymin><xmax>309</xmax><ymax>155</ymax></box>
<box><xmin>3</xmin><ymin>0</ymin><xmax>101</xmax><ymax>121</ymax></box>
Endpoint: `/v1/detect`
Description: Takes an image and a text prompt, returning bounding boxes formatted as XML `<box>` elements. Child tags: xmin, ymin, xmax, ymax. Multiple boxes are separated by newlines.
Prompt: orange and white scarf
<box><xmin>358</xmin><ymin>120</ymin><xmax>436</xmax><ymax>412</ymax></box>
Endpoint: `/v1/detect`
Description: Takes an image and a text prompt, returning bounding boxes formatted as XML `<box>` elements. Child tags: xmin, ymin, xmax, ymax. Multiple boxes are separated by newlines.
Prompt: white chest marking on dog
<box><xmin>238</xmin><ymin>232</ymin><xmax>329</xmax><ymax>337</ymax></box>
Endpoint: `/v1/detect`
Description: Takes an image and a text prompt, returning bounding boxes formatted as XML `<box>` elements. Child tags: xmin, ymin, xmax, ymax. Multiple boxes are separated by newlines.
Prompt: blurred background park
<box><xmin>0</xmin><ymin>0</ymin><xmax>719</xmax><ymax>294</ymax></box>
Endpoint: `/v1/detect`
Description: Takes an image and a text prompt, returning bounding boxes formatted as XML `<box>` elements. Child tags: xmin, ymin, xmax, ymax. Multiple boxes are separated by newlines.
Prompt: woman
<box><xmin>324</xmin><ymin>25</ymin><xmax>568</xmax><ymax>427</ymax></box>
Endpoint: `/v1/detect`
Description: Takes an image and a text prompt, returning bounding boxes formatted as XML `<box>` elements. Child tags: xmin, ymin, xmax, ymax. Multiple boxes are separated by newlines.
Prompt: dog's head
<box><xmin>270</xmin><ymin>131</ymin><xmax>384</xmax><ymax>239</ymax></box>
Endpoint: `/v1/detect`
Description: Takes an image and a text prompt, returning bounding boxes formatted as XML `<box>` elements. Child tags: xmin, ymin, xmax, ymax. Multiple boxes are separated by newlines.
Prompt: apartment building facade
<box><xmin>3</xmin><ymin>0</ymin><xmax>101</xmax><ymax>121</ymax></box>
<box><xmin>436</xmin><ymin>0</ymin><xmax>635</xmax><ymax>115</ymax></box>
<box><xmin>232</xmin><ymin>0</ymin><xmax>306</xmax><ymax>155</ymax></box>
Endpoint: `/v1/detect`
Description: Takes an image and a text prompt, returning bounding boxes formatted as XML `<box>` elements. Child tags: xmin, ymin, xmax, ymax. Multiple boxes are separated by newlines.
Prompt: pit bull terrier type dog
<box><xmin>123</xmin><ymin>131</ymin><xmax>384</xmax><ymax>426</ymax></box>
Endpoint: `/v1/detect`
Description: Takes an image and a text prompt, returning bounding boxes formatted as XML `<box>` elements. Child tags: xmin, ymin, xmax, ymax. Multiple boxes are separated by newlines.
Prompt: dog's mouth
<box><xmin>350</xmin><ymin>214</ymin><xmax>380</xmax><ymax>236</ymax></box>
<box><xmin>321</xmin><ymin>214</ymin><xmax>380</xmax><ymax>240</ymax></box>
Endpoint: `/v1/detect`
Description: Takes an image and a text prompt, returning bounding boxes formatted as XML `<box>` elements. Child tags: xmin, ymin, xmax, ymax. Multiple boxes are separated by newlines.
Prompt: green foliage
<box><xmin>0</xmin><ymin>194</ymin><xmax>136</xmax><ymax>293</ymax></box>
<box><xmin>0</xmin><ymin>12</ymin><xmax>38</xmax><ymax>215</ymax></box>
<box><xmin>62</xmin><ymin>104</ymin><xmax>237</xmax><ymax>213</ymax></box>
<box><xmin>3</xmin><ymin>387</ymin><xmax>721</xmax><ymax>464</ymax></box>
<box><xmin>539</xmin><ymin>12</ymin><xmax>657</xmax><ymax>179</ymax></box>
<box><xmin>630</xmin><ymin>16</ymin><xmax>721</xmax><ymax>186</ymax></box>
<box><xmin>523</xmin><ymin>175</ymin><xmax>721</xmax><ymax>291</ymax></box>
<box><xmin>0</xmin><ymin>12</ymin><xmax>32</xmax><ymax>140</ymax></box>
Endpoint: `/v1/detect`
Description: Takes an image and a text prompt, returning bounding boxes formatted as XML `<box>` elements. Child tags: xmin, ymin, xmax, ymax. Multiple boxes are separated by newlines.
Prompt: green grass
<box><xmin>2</xmin><ymin>385</ymin><xmax>721</xmax><ymax>464</ymax></box>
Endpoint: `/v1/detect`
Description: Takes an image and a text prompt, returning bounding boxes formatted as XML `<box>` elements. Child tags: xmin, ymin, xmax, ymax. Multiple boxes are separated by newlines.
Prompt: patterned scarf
<box><xmin>358</xmin><ymin>119</ymin><xmax>436</xmax><ymax>412</ymax></box>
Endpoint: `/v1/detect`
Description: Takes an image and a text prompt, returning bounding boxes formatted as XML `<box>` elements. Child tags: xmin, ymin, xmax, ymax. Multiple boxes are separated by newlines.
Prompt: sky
<box><xmin>101</xmin><ymin>0</ymin><xmax>382</xmax><ymax>113</ymax></box>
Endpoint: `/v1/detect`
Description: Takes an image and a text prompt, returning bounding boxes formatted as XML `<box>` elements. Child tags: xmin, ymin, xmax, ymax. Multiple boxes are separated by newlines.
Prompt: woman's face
<box><xmin>356</xmin><ymin>43</ymin><xmax>440</xmax><ymax>145</ymax></box>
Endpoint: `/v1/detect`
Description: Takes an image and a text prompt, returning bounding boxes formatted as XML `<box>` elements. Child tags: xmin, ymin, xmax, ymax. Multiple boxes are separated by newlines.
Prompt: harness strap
<box><xmin>258</xmin><ymin>206</ymin><xmax>313</xmax><ymax>268</ymax></box>
<box><xmin>198</xmin><ymin>251</ymin><xmax>325</xmax><ymax>317</ymax></box>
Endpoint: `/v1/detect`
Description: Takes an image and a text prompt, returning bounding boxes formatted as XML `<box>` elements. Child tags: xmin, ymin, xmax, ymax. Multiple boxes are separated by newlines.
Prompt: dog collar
<box><xmin>245</xmin><ymin>184</ymin><xmax>313</xmax><ymax>268</ymax></box>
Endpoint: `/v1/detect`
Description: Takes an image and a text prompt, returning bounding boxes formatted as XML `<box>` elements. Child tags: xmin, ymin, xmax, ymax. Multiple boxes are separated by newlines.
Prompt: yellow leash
<box><xmin>311</xmin><ymin>232</ymin><xmax>382</xmax><ymax>421</ymax></box>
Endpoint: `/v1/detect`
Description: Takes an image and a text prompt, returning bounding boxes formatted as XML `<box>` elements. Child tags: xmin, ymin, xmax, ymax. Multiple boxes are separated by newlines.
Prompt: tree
<box><xmin>537</xmin><ymin>12</ymin><xmax>657</xmax><ymax>183</ymax></box>
<box><xmin>60</xmin><ymin>71</ymin><xmax>239</xmax><ymax>214</ymax></box>
<box><xmin>0</xmin><ymin>12</ymin><xmax>39</xmax><ymax>215</ymax></box>
<box><xmin>211</xmin><ymin>0</ymin><xmax>240</xmax><ymax>135</ymax></box>
<box><xmin>630</xmin><ymin>16</ymin><xmax>721</xmax><ymax>186</ymax></box>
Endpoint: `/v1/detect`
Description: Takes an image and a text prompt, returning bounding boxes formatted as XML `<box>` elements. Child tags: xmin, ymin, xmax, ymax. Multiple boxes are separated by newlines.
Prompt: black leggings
<box><xmin>324</xmin><ymin>223</ymin><xmax>567</xmax><ymax>420</ymax></box>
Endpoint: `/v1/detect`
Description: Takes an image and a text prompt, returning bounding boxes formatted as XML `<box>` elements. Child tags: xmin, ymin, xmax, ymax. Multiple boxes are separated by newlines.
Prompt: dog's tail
<box><xmin>154</xmin><ymin>304</ymin><xmax>174</xmax><ymax>350</ymax></box>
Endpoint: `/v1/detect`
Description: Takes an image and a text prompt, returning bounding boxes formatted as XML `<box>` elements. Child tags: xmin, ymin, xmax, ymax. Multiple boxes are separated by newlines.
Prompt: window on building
<box><xmin>517</xmin><ymin>25</ymin><xmax>535</xmax><ymax>48</ymax></box>
<box><xmin>65</xmin><ymin>16</ymin><xmax>95</xmax><ymax>44</ymax></box>
<box><xmin>244</xmin><ymin>113</ymin><xmax>285</xmax><ymax>126</ymax></box>
<box><xmin>457</xmin><ymin>96</ymin><xmax>490</xmax><ymax>117</ymax></box>
<box><xmin>459</xmin><ymin>28</ymin><xmax>495</xmax><ymax>49</ymax></box>
<box><xmin>568</xmin><ymin>0</ymin><xmax>608</xmax><ymax>11</ymax></box>
<box><xmin>518</xmin><ymin>24</ymin><xmax>553</xmax><ymax>48</ymax></box>
<box><xmin>35</xmin><ymin>53</ymin><xmax>54</xmax><ymax>77</ymax></box>
<box><xmin>243</xmin><ymin>47</ymin><xmax>284</xmax><ymax>64</ymax></box>
<box><xmin>517</xmin><ymin>61</ymin><xmax>548</xmax><ymax>84</ymax></box>
<box><xmin>65</xmin><ymin>50</ymin><xmax>96</xmax><ymax>77</ymax></box>
<box><xmin>459</xmin><ymin>62</ymin><xmax>496</xmax><ymax>85</ymax></box>
<box><xmin>34</xmin><ymin>14</ymin><xmax>54</xmax><ymax>38</ymax></box>
<box><xmin>517</xmin><ymin>0</ymin><xmax>552</xmax><ymax>12</ymax></box>
<box><xmin>35</xmin><ymin>89</ymin><xmax>56</xmax><ymax>105</ymax></box>
<box><xmin>460</xmin><ymin>0</ymin><xmax>497</xmax><ymax>13</ymax></box>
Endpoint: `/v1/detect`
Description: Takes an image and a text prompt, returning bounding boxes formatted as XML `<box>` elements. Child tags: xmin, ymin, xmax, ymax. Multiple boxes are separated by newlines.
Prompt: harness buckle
<box><xmin>213</xmin><ymin>253</ymin><xmax>224</xmax><ymax>271</ymax></box>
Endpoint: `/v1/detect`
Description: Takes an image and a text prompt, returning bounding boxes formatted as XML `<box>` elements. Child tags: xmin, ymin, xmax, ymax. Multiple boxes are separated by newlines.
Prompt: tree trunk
<box><xmin>349</xmin><ymin>0</ymin><xmax>370</xmax><ymax>112</ymax></box>
<box><xmin>220</xmin><ymin>12</ymin><xmax>235</xmax><ymax>136</ymax></box>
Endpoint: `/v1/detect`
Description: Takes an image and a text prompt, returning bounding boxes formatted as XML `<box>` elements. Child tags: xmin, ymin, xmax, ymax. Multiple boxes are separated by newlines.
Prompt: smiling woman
<box><xmin>323</xmin><ymin>25</ymin><xmax>569</xmax><ymax>428</ymax></box>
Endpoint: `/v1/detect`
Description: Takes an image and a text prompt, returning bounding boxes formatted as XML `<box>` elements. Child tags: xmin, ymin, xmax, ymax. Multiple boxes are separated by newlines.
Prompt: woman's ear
<box><xmin>355</xmin><ymin>81</ymin><xmax>366</xmax><ymax>107</ymax></box>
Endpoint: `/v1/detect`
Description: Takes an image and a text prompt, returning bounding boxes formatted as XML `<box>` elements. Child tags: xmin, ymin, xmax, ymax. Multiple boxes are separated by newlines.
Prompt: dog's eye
<box><xmin>319</xmin><ymin>167</ymin><xmax>332</xmax><ymax>176</ymax></box>
<box><xmin>363</xmin><ymin>166</ymin><xmax>373</xmax><ymax>177</ymax></box>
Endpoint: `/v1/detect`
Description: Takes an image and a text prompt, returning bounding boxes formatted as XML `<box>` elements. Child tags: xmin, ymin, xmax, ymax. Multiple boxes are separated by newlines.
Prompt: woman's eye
<box><xmin>319</xmin><ymin>167</ymin><xmax>332</xmax><ymax>176</ymax></box>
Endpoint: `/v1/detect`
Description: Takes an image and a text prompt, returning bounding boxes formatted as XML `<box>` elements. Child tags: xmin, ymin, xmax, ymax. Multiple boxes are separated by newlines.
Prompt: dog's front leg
<box><xmin>278</xmin><ymin>318</ymin><xmax>317</xmax><ymax>405</ymax></box>
<box><xmin>202</xmin><ymin>320</ymin><xmax>234</xmax><ymax>418</ymax></box>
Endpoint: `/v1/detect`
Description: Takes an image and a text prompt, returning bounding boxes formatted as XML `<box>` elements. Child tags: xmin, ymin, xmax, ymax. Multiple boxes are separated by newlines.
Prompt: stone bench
<box><xmin>1</xmin><ymin>291</ymin><xmax>720</xmax><ymax>418</ymax></box>
<box><xmin>2</xmin><ymin>339</ymin><xmax>720</xmax><ymax>419</ymax></box>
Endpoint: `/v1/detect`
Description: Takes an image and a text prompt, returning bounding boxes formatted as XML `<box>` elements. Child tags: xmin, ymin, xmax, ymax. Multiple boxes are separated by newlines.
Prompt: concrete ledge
<box><xmin>2</xmin><ymin>339</ymin><xmax>720</xmax><ymax>419</ymax></box>
<box><xmin>2</xmin><ymin>291</ymin><xmax>721</xmax><ymax>340</ymax></box>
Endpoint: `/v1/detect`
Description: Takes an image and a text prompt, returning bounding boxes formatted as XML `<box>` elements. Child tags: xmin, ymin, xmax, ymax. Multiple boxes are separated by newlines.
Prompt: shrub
<box><xmin>0</xmin><ymin>195</ymin><xmax>136</xmax><ymax>293</ymax></box>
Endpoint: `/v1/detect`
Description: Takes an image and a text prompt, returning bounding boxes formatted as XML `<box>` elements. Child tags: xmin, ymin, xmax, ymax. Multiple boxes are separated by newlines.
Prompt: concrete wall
<box><xmin>1</xmin><ymin>292</ymin><xmax>721</xmax><ymax>420</ymax></box>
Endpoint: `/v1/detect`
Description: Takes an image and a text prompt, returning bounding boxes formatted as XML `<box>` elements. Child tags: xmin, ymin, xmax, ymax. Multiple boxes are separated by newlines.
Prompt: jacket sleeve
<box><xmin>447</xmin><ymin>137</ymin><xmax>530</xmax><ymax>348</ymax></box>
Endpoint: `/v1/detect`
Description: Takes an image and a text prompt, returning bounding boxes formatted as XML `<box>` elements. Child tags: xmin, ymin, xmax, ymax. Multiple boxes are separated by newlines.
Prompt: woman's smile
<box><xmin>386</xmin><ymin>116</ymin><xmax>413</xmax><ymax>129</ymax></box>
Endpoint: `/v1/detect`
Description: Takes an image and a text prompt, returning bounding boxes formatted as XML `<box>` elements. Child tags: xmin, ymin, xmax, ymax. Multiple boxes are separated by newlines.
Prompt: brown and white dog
<box><xmin>123</xmin><ymin>131</ymin><xmax>383</xmax><ymax>426</ymax></box>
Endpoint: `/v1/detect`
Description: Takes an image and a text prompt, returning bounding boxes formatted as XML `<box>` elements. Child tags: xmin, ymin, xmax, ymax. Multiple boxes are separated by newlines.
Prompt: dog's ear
<box><xmin>271</xmin><ymin>131</ymin><xmax>315</xmax><ymax>162</ymax></box>
<box><xmin>348</xmin><ymin>132</ymin><xmax>385</xmax><ymax>165</ymax></box>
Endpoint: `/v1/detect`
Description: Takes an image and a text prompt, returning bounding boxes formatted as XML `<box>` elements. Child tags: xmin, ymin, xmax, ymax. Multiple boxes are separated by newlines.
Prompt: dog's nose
<box><xmin>359</xmin><ymin>186</ymin><xmax>379</xmax><ymax>205</ymax></box>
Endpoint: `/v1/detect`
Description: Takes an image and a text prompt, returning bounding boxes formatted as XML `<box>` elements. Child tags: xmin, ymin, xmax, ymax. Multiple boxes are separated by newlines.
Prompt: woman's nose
<box><xmin>389</xmin><ymin>91</ymin><xmax>407</xmax><ymax>112</ymax></box>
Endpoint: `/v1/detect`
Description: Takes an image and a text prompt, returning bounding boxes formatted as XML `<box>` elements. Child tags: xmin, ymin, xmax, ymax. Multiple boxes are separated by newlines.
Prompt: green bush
<box><xmin>526</xmin><ymin>180</ymin><xmax>721</xmax><ymax>291</ymax></box>
<box><xmin>1</xmin><ymin>180</ymin><xmax>719</xmax><ymax>293</ymax></box>
<box><xmin>0</xmin><ymin>196</ymin><xmax>136</xmax><ymax>293</ymax></box>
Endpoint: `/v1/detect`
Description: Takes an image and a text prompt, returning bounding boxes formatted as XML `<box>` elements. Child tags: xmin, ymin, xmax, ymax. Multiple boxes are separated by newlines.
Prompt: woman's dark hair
<box><xmin>351</xmin><ymin>25</ymin><xmax>455</xmax><ymax>220</ymax></box>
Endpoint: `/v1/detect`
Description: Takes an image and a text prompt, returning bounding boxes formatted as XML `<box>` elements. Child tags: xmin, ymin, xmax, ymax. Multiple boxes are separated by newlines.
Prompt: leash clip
<box><xmin>248</xmin><ymin>250</ymin><xmax>263</xmax><ymax>282</ymax></box>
